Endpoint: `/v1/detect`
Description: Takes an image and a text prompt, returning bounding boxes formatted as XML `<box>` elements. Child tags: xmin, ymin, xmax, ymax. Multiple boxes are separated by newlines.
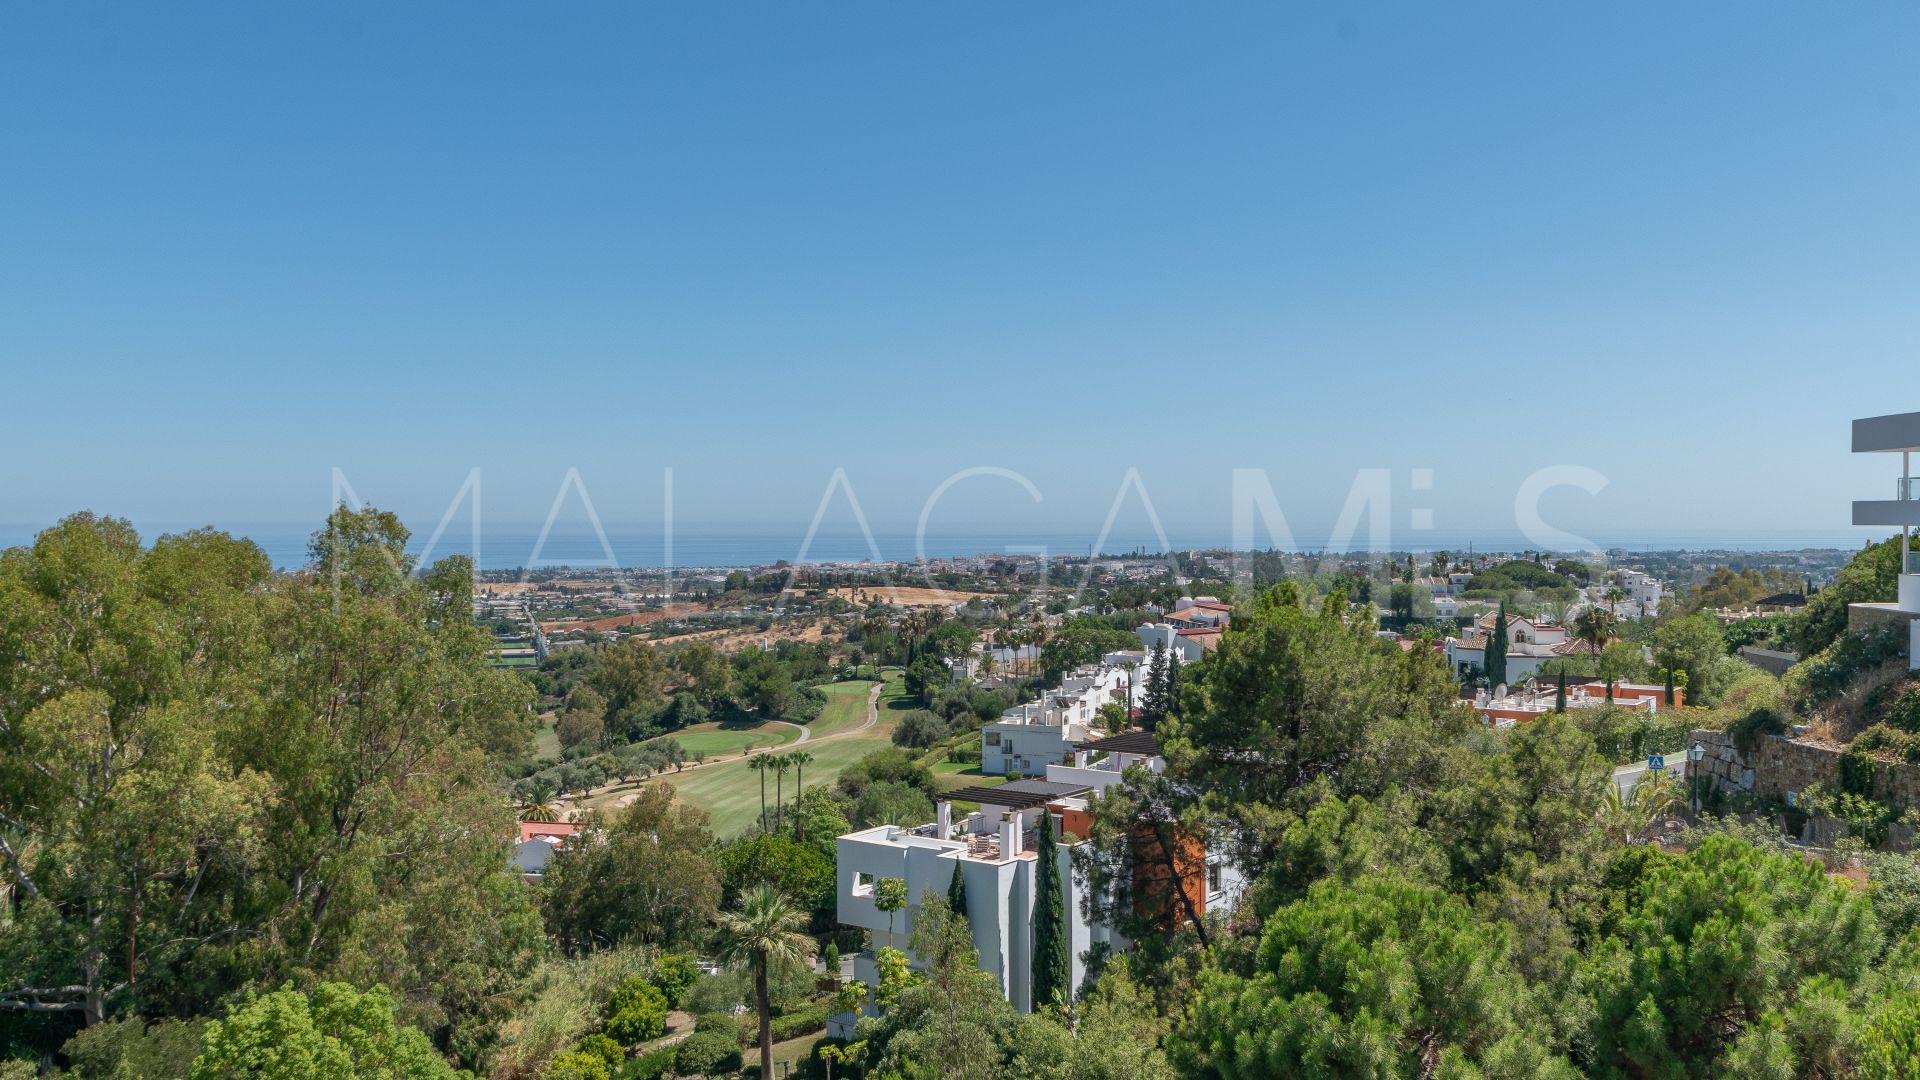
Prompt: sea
<box><xmin>0</xmin><ymin>521</ymin><xmax>1885</xmax><ymax>572</ymax></box>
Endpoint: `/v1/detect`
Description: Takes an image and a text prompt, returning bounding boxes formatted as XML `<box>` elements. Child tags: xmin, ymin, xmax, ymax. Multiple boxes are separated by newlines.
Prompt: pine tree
<box><xmin>1030</xmin><ymin>810</ymin><xmax>1070</xmax><ymax>1009</ymax></box>
<box><xmin>1485</xmin><ymin>602</ymin><xmax>1509</xmax><ymax>689</ymax></box>
<box><xmin>948</xmin><ymin>859</ymin><xmax>969</xmax><ymax>924</ymax></box>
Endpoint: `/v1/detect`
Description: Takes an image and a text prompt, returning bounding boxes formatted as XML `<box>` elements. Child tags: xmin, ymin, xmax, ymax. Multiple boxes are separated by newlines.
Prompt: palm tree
<box><xmin>1606</xmin><ymin>586</ymin><xmax>1626</xmax><ymax>616</ymax></box>
<box><xmin>715</xmin><ymin>885</ymin><xmax>815</xmax><ymax>1080</ymax></box>
<box><xmin>1573</xmin><ymin>607</ymin><xmax>1617</xmax><ymax>673</ymax></box>
<box><xmin>771</xmin><ymin>754</ymin><xmax>791</xmax><ymax>829</ymax></box>
<box><xmin>788</xmin><ymin>749</ymin><xmax>815</xmax><ymax>806</ymax></box>
<box><xmin>748</xmin><ymin>756</ymin><xmax>769</xmax><ymax>823</ymax></box>
<box><xmin>519</xmin><ymin>779</ymin><xmax>560</xmax><ymax>823</ymax></box>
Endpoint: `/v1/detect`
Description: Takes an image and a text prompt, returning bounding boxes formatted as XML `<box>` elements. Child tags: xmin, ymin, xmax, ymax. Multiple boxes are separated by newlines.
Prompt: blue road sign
<box><xmin>1648</xmin><ymin>754</ymin><xmax>1665</xmax><ymax>771</ymax></box>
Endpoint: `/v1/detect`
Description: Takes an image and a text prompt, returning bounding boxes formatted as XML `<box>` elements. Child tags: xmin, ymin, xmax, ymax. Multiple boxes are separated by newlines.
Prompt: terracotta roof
<box><xmin>1551</xmin><ymin>638</ymin><xmax>1611</xmax><ymax>656</ymax></box>
<box><xmin>518</xmin><ymin>821</ymin><xmax>580</xmax><ymax>843</ymax></box>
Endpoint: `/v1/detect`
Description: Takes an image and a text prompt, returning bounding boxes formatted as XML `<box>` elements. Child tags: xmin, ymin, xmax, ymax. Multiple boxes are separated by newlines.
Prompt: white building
<box><xmin>1134</xmin><ymin>622</ymin><xmax>1215</xmax><ymax>664</ymax></box>
<box><xmin>981</xmin><ymin>663</ymin><xmax>1134</xmax><ymax>775</ymax></box>
<box><xmin>832</xmin><ymin>734</ymin><xmax>1241</xmax><ymax>1032</ymax></box>
<box><xmin>1851</xmin><ymin>410</ymin><xmax>1920</xmax><ymax>668</ymax></box>
<box><xmin>1443</xmin><ymin>611</ymin><xmax>1577</xmax><ymax>683</ymax></box>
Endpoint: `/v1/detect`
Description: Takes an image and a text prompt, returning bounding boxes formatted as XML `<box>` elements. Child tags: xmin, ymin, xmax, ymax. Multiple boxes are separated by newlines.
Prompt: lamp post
<box><xmin>1688</xmin><ymin>743</ymin><xmax>1706</xmax><ymax>812</ymax></box>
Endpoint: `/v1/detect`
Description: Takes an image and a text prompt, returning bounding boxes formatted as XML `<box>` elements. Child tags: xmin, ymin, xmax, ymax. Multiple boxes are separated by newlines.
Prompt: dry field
<box><xmin>828</xmin><ymin>585</ymin><xmax>993</xmax><ymax>607</ymax></box>
<box><xmin>539</xmin><ymin>603</ymin><xmax>705</xmax><ymax>634</ymax></box>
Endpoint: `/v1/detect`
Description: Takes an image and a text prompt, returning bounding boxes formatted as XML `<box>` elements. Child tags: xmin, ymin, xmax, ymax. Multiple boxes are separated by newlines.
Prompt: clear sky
<box><xmin>2</xmin><ymin>3</ymin><xmax>1916</xmax><ymax>550</ymax></box>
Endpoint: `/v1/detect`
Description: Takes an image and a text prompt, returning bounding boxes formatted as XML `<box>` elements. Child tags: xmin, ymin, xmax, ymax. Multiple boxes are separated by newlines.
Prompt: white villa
<box><xmin>833</xmin><ymin>731</ymin><xmax>1242</xmax><ymax>1031</ymax></box>
<box><xmin>980</xmin><ymin>663</ymin><xmax>1137</xmax><ymax>775</ymax></box>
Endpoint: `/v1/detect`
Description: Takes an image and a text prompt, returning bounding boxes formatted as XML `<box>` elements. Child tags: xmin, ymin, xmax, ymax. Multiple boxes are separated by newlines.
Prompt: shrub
<box><xmin>604</xmin><ymin>980</ymin><xmax>669</xmax><ymax>1045</ymax></box>
<box><xmin>616</xmin><ymin>1045</ymin><xmax>676</xmax><ymax>1080</ymax></box>
<box><xmin>1856</xmin><ymin>723</ymin><xmax>1920</xmax><ymax>764</ymax></box>
<box><xmin>574</xmin><ymin>1034</ymin><xmax>625</xmax><ymax>1072</ymax></box>
<box><xmin>1789</xmin><ymin>625</ymin><xmax>1907</xmax><ymax>707</ymax></box>
<box><xmin>769</xmin><ymin>1006</ymin><xmax>829</xmax><ymax>1043</ymax></box>
<box><xmin>546</xmin><ymin>1049</ymin><xmax>612</xmax><ymax>1080</ymax></box>
<box><xmin>653</xmin><ymin>953</ymin><xmax>700</xmax><ymax>1010</ymax></box>
<box><xmin>672</xmin><ymin>1031</ymin><xmax>742</xmax><ymax>1077</ymax></box>
<box><xmin>891</xmin><ymin>710</ymin><xmax>948</xmax><ymax>749</ymax></box>
<box><xmin>683</xmin><ymin>972</ymin><xmax>746</xmax><ymax>1015</ymax></box>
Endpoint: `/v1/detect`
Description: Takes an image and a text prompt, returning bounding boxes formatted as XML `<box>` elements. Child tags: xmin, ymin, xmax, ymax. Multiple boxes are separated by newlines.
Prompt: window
<box><xmin>1206</xmin><ymin>862</ymin><xmax>1223</xmax><ymax>897</ymax></box>
<box><xmin>853</xmin><ymin>872</ymin><xmax>875</xmax><ymax>897</ymax></box>
<box><xmin>984</xmin><ymin>732</ymin><xmax>1001</xmax><ymax>746</ymax></box>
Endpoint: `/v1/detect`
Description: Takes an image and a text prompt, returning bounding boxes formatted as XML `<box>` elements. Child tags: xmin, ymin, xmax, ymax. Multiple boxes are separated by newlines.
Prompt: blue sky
<box><xmin>2</xmin><ymin>3</ymin><xmax>1916</xmax><ymax>549</ymax></box>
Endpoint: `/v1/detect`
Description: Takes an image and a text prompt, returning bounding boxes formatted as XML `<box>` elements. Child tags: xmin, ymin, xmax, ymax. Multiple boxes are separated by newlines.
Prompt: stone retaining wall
<box><xmin>1692</xmin><ymin>727</ymin><xmax>1920</xmax><ymax>806</ymax></box>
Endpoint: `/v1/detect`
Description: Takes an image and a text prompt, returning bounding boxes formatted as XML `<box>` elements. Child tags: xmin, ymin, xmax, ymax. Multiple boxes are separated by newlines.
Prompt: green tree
<box><xmin>859</xmin><ymin>893</ymin><xmax>1017</xmax><ymax>1080</ymax></box>
<box><xmin>188</xmin><ymin>983</ymin><xmax>461</xmax><ymax>1080</ymax></box>
<box><xmin>1485</xmin><ymin>601</ymin><xmax>1510</xmax><ymax>687</ymax></box>
<box><xmin>602</xmin><ymin>979</ymin><xmax>668</xmax><ymax>1044</ymax></box>
<box><xmin>1792</xmin><ymin>536</ymin><xmax>1901</xmax><ymax>656</ymax></box>
<box><xmin>1031</xmin><ymin>810</ymin><xmax>1070</xmax><ymax>1009</ymax></box>
<box><xmin>714</xmin><ymin>885</ymin><xmax>815</xmax><ymax>1080</ymax></box>
<box><xmin>948</xmin><ymin>860</ymin><xmax>970</xmax><ymax>924</ymax></box>
<box><xmin>542</xmin><ymin>785</ymin><xmax>721</xmax><ymax>953</ymax></box>
<box><xmin>1171</xmin><ymin>875</ymin><xmax>1575</xmax><ymax>1079</ymax></box>
<box><xmin>1584</xmin><ymin>834</ymin><xmax>1882</xmax><ymax>1076</ymax></box>
<box><xmin>1651</xmin><ymin>613</ymin><xmax>1725</xmax><ymax>704</ymax></box>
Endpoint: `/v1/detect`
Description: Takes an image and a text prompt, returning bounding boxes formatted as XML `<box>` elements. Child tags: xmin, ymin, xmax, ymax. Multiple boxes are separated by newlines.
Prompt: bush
<box><xmin>694</xmin><ymin>1013</ymin><xmax>740</xmax><ymax>1040</ymax></box>
<box><xmin>654</xmin><ymin>953</ymin><xmax>700</xmax><ymax>1010</ymax></box>
<box><xmin>683</xmin><ymin>972</ymin><xmax>746</xmax><ymax>1015</ymax></box>
<box><xmin>616</xmin><ymin>1045</ymin><xmax>677</xmax><ymax>1080</ymax></box>
<box><xmin>1789</xmin><ymin>625</ymin><xmax>1907</xmax><ymax>707</ymax></box>
<box><xmin>891</xmin><ymin>709</ymin><xmax>948</xmax><ymax>749</ymax></box>
<box><xmin>672</xmin><ymin>1031</ymin><xmax>742</xmax><ymax>1077</ymax></box>
<box><xmin>547</xmin><ymin>1050</ymin><xmax>613</xmax><ymax>1080</ymax></box>
<box><xmin>769</xmin><ymin>1006</ymin><xmax>829</xmax><ymax>1043</ymax></box>
<box><xmin>604</xmin><ymin>979</ymin><xmax>669</xmax><ymax>1044</ymax></box>
<box><xmin>575</xmin><ymin>1034</ymin><xmax>626</xmax><ymax>1072</ymax></box>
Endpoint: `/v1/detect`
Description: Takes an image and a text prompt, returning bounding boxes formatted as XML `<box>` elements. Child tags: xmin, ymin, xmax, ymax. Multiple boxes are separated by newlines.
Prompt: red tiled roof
<box><xmin>518</xmin><ymin>821</ymin><xmax>581</xmax><ymax>843</ymax></box>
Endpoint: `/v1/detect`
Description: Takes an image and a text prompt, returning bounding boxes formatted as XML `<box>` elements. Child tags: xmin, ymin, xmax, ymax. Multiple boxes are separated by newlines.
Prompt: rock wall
<box><xmin>1692</xmin><ymin>727</ymin><xmax>1920</xmax><ymax>807</ymax></box>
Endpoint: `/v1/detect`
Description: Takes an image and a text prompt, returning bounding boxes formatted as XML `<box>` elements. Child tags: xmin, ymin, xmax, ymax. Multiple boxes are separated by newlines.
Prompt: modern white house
<box><xmin>980</xmin><ymin>663</ymin><xmax>1134</xmax><ymax>775</ymax></box>
<box><xmin>831</xmin><ymin>732</ymin><xmax>1241</xmax><ymax>1034</ymax></box>
<box><xmin>1850</xmin><ymin>410</ymin><xmax>1920</xmax><ymax>667</ymax></box>
<box><xmin>1134</xmin><ymin>622</ymin><xmax>1214</xmax><ymax>664</ymax></box>
<box><xmin>833</xmin><ymin>779</ymin><xmax>1117</xmax><ymax>1031</ymax></box>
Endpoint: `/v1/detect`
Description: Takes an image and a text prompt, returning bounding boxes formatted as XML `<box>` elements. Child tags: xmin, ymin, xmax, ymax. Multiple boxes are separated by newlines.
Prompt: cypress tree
<box><xmin>1664</xmin><ymin>666</ymin><xmax>1675</xmax><ymax>706</ymax></box>
<box><xmin>1030</xmin><ymin>810</ymin><xmax>1070</xmax><ymax>1009</ymax></box>
<box><xmin>948</xmin><ymin>859</ymin><xmax>969</xmax><ymax>924</ymax></box>
<box><xmin>1141</xmin><ymin>641</ymin><xmax>1168</xmax><ymax>729</ymax></box>
<box><xmin>1555</xmin><ymin>669</ymin><xmax>1567</xmax><ymax>712</ymax></box>
<box><xmin>1485</xmin><ymin>602</ymin><xmax>1509</xmax><ymax>689</ymax></box>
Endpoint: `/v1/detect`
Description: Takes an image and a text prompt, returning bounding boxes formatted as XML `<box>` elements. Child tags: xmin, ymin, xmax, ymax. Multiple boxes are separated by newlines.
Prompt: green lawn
<box><xmin>643</xmin><ymin>720</ymin><xmax>798</xmax><ymax>759</ymax></box>
<box><xmin>810</xmin><ymin>680</ymin><xmax>878</xmax><ymax>738</ymax></box>
<box><xmin>533</xmin><ymin>718</ymin><xmax>560</xmax><ymax>761</ymax></box>
<box><xmin>651</xmin><ymin>673</ymin><xmax>909</xmax><ymax>837</ymax></box>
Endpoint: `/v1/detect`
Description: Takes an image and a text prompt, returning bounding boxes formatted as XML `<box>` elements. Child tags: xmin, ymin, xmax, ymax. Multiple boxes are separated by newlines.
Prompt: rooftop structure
<box><xmin>1852</xmin><ymin>412</ymin><xmax>1920</xmax><ymax>631</ymax></box>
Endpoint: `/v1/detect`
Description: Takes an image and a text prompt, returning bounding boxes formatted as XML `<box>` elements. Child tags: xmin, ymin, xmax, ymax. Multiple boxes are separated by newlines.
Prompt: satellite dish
<box><xmin>1494</xmin><ymin>682</ymin><xmax>1508</xmax><ymax>698</ymax></box>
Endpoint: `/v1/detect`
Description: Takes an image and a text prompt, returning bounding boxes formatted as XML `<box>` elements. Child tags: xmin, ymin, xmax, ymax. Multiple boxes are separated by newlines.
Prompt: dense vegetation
<box><xmin>13</xmin><ymin>517</ymin><xmax>1920</xmax><ymax>1080</ymax></box>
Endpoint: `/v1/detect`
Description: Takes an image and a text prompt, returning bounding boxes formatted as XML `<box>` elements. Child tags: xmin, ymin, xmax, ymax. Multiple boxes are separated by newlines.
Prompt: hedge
<box><xmin>769</xmin><ymin>1006</ymin><xmax>829</xmax><ymax>1043</ymax></box>
<box><xmin>673</xmin><ymin>1031</ymin><xmax>742</xmax><ymax>1077</ymax></box>
<box><xmin>615</xmin><ymin>1045</ymin><xmax>676</xmax><ymax>1080</ymax></box>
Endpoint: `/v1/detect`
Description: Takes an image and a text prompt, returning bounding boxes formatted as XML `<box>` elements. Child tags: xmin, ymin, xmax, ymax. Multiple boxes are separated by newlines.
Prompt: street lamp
<box><xmin>1688</xmin><ymin>743</ymin><xmax>1706</xmax><ymax>811</ymax></box>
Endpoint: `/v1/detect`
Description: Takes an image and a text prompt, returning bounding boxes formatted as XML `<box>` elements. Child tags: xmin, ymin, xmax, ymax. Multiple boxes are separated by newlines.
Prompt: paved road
<box><xmin>1614</xmin><ymin>760</ymin><xmax>1692</xmax><ymax>798</ymax></box>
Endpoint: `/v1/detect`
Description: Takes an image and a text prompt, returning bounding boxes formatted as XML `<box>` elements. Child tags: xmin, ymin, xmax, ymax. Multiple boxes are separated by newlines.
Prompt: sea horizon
<box><xmin>0</xmin><ymin>519</ymin><xmax>1885</xmax><ymax>572</ymax></box>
